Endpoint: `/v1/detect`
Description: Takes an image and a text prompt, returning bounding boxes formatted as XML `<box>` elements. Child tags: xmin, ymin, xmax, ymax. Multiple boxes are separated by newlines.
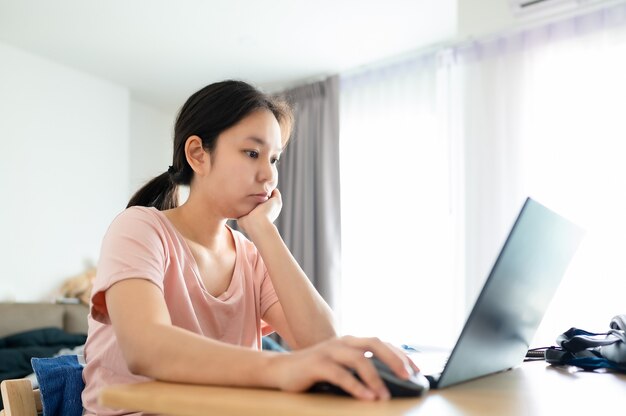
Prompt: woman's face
<box><xmin>198</xmin><ymin>109</ymin><xmax>283</xmax><ymax>219</ymax></box>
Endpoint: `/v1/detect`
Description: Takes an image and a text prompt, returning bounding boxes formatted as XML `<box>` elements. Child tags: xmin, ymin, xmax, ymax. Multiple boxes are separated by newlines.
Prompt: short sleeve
<box><xmin>257</xmin><ymin>254</ymin><xmax>279</xmax><ymax>322</ymax></box>
<box><xmin>91</xmin><ymin>207</ymin><xmax>168</xmax><ymax>323</ymax></box>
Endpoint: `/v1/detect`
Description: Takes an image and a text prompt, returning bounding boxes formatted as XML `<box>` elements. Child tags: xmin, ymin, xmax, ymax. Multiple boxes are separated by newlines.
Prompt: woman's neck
<box><xmin>163</xmin><ymin>201</ymin><xmax>229</xmax><ymax>251</ymax></box>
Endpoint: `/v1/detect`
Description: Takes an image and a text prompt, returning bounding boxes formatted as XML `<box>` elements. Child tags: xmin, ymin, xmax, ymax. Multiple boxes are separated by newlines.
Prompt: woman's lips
<box><xmin>249</xmin><ymin>194</ymin><xmax>269</xmax><ymax>203</ymax></box>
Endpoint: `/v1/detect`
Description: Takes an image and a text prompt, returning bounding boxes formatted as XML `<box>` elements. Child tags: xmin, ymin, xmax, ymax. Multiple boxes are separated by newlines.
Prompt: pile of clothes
<box><xmin>0</xmin><ymin>327</ymin><xmax>86</xmax><ymax>409</ymax></box>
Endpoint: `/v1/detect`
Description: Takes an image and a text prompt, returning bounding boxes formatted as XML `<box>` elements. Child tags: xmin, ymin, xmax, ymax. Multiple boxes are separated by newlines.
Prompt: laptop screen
<box><xmin>437</xmin><ymin>197</ymin><xmax>584</xmax><ymax>388</ymax></box>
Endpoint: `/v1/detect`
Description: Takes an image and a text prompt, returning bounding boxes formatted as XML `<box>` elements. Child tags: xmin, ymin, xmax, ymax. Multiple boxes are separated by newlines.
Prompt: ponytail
<box><xmin>126</xmin><ymin>171</ymin><xmax>179</xmax><ymax>210</ymax></box>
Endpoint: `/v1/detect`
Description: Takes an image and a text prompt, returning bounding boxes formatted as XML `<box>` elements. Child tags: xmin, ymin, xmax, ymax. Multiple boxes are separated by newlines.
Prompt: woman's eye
<box><xmin>271</xmin><ymin>158</ymin><xmax>280</xmax><ymax>165</ymax></box>
<box><xmin>246</xmin><ymin>150</ymin><xmax>259</xmax><ymax>159</ymax></box>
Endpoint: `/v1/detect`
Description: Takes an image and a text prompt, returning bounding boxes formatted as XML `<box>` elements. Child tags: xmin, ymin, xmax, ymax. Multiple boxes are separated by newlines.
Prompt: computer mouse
<box><xmin>308</xmin><ymin>356</ymin><xmax>430</xmax><ymax>398</ymax></box>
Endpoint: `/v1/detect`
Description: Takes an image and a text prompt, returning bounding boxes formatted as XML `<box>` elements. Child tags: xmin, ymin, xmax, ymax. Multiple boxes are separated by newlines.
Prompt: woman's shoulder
<box><xmin>101</xmin><ymin>206</ymin><xmax>174</xmax><ymax>259</ymax></box>
<box><xmin>118</xmin><ymin>205</ymin><xmax>159</xmax><ymax>218</ymax></box>
<box><xmin>112</xmin><ymin>205</ymin><xmax>161</xmax><ymax>223</ymax></box>
<box><xmin>106</xmin><ymin>206</ymin><xmax>167</xmax><ymax>237</ymax></box>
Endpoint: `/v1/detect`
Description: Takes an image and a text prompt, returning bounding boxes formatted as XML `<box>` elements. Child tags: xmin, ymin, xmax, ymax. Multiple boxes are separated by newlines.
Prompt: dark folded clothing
<box><xmin>0</xmin><ymin>327</ymin><xmax>86</xmax><ymax>410</ymax></box>
<box><xmin>0</xmin><ymin>346</ymin><xmax>69</xmax><ymax>380</ymax></box>
<box><xmin>0</xmin><ymin>327</ymin><xmax>86</xmax><ymax>349</ymax></box>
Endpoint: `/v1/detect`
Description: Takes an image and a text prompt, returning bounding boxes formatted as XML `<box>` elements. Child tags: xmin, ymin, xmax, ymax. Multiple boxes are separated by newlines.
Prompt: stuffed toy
<box><xmin>59</xmin><ymin>268</ymin><xmax>96</xmax><ymax>305</ymax></box>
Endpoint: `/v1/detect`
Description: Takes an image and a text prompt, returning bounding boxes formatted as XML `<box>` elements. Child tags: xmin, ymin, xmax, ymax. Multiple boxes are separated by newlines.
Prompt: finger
<box><xmin>387</xmin><ymin>343</ymin><xmax>421</xmax><ymax>374</ymax></box>
<box><xmin>327</xmin><ymin>345</ymin><xmax>389</xmax><ymax>400</ymax></box>
<box><xmin>351</xmin><ymin>359</ymin><xmax>390</xmax><ymax>400</ymax></box>
<box><xmin>341</xmin><ymin>336</ymin><xmax>410</xmax><ymax>379</ymax></box>
<box><xmin>324</xmin><ymin>364</ymin><xmax>377</xmax><ymax>401</ymax></box>
<box><xmin>407</xmin><ymin>356</ymin><xmax>421</xmax><ymax>373</ymax></box>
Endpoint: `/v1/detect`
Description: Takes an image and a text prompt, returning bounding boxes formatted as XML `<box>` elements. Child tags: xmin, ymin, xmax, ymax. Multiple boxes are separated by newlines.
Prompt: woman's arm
<box><xmin>105</xmin><ymin>278</ymin><xmax>277</xmax><ymax>387</ymax></box>
<box><xmin>237</xmin><ymin>189</ymin><xmax>337</xmax><ymax>349</ymax></box>
<box><xmin>248</xmin><ymin>222</ymin><xmax>337</xmax><ymax>349</ymax></box>
<box><xmin>106</xmin><ymin>277</ymin><xmax>415</xmax><ymax>401</ymax></box>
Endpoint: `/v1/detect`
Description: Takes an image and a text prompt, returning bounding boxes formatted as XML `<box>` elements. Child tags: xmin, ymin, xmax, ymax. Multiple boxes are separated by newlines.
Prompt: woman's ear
<box><xmin>185</xmin><ymin>135</ymin><xmax>210</xmax><ymax>175</ymax></box>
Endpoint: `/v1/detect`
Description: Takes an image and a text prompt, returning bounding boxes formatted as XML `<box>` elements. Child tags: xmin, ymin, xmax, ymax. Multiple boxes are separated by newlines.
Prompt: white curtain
<box><xmin>339</xmin><ymin>56</ymin><xmax>465</xmax><ymax>347</ymax></box>
<box><xmin>456</xmin><ymin>5</ymin><xmax>626</xmax><ymax>345</ymax></box>
<box><xmin>340</xmin><ymin>3</ymin><xmax>626</xmax><ymax>348</ymax></box>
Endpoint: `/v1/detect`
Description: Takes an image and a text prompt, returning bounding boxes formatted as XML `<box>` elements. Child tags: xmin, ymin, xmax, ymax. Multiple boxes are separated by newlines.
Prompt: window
<box><xmin>339</xmin><ymin>57</ymin><xmax>464</xmax><ymax>348</ymax></box>
<box><xmin>339</xmin><ymin>5</ymin><xmax>626</xmax><ymax>349</ymax></box>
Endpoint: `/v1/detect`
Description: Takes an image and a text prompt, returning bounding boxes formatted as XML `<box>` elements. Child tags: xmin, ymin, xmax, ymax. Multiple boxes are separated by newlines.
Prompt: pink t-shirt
<box><xmin>82</xmin><ymin>206</ymin><xmax>279</xmax><ymax>416</ymax></box>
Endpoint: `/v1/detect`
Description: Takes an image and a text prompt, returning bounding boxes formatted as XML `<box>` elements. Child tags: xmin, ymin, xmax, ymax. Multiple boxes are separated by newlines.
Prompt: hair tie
<box><xmin>167</xmin><ymin>165</ymin><xmax>176</xmax><ymax>175</ymax></box>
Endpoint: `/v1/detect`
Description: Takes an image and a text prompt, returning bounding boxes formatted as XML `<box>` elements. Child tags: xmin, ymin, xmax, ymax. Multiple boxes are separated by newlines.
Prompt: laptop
<box><xmin>415</xmin><ymin>197</ymin><xmax>585</xmax><ymax>388</ymax></box>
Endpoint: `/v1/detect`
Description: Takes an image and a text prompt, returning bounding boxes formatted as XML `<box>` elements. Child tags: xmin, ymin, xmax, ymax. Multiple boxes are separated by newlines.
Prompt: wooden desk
<box><xmin>99</xmin><ymin>361</ymin><xmax>626</xmax><ymax>415</ymax></box>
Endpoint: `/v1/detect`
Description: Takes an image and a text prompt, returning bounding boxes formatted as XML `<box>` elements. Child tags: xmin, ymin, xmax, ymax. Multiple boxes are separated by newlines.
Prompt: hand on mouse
<box><xmin>267</xmin><ymin>335</ymin><xmax>418</xmax><ymax>401</ymax></box>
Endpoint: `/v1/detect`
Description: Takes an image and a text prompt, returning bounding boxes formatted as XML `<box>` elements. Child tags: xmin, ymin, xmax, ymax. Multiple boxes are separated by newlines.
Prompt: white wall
<box><xmin>0</xmin><ymin>42</ymin><xmax>130</xmax><ymax>301</ymax></box>
<box><xmin>129</xmin><ymin>101</ymin><xmax>174</xmax><ymax>193</ymax></box>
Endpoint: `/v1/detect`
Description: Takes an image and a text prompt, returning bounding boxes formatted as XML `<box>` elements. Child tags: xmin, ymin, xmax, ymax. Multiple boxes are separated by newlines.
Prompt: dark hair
<box><xmin>126</xmin><ymin>80</ymin><xmax>294</xmax><ymax>210</ymax></box>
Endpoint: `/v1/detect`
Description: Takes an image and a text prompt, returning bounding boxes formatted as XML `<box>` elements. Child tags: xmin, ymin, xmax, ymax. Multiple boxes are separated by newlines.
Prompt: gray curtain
<box><xmin>275</xmin><ymin>76</ymin><xmax>341</xmax><ymax>310</ymax></box>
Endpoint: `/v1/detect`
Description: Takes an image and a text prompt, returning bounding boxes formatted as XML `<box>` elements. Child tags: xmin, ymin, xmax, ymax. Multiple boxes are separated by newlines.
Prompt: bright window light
<box><xmin>339</xmin><ymin>59</ymin><xmax>463</xmax><ymax>348</ymax></box>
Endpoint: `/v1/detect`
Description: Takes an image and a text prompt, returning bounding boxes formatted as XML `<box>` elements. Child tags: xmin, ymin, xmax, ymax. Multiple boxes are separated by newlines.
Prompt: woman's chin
<box><xmin>230</xmin><ymin>206</ymin><xmax>255</xmax><ymax>220</ymax></box>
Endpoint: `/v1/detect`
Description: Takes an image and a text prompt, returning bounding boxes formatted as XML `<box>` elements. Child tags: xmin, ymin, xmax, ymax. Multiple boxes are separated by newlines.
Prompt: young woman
<box><xmin>82</xmin><ymin>80</ymin><xmax>417</xmax><ymax>415</ymax></box>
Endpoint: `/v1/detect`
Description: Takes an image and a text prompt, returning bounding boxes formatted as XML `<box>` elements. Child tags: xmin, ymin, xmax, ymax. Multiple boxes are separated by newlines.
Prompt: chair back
<box><xmin>0</xmin><ymin>379</ymin><xmax>41</xmax><ymax>416</ymax></box>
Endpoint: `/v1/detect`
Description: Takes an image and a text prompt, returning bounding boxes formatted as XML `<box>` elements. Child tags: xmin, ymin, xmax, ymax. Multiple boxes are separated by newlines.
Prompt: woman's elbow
<box><xmin>125</xmin><ymin>351</ymin><xmax>152</xmax><ymax>376</ymax></box>
<box><xmin>120</xmin><ymin>341</ymin><xmax>159</xmax><ymax>377</ymax></box>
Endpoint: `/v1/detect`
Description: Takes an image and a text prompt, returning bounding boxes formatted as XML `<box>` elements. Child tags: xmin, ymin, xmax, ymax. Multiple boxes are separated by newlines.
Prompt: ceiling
<box><xmin>0</xmin><ymin>0</ymin><xmax>457</xmax><ymax>113</ymax></box>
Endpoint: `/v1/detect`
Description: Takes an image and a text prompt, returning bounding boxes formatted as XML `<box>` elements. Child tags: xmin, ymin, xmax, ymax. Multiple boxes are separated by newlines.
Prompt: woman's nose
<box><xmin>257</xmin><ymin>159</ymin><xmax>277</xmax><ymax>183</ymax></box>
